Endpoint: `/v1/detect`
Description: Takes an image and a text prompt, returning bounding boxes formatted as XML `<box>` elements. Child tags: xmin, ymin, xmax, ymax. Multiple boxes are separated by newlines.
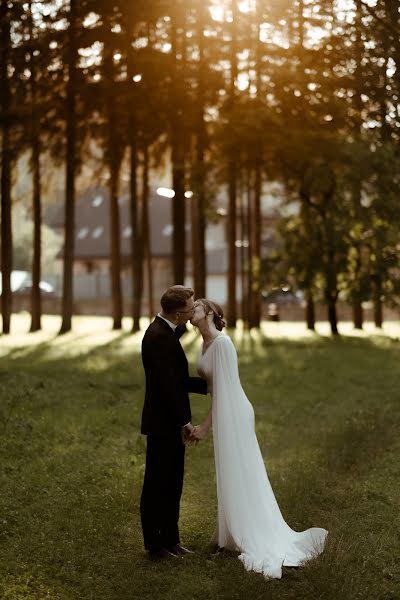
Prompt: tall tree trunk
<box><xmin>327</xmin><ymin>297</ymin><xmax>338</xmax><ymax>335</ymax></box>
<box><xmin>59</xmin><ymin>0</ymin><xmax>77</xmax><ymax>334</ymax></box>
<box><xmin>126</xmin><ymin>24</ymin><xmax>143</xmax><ymax>333</ymax></box>
<box><xmin>351</xmin><ymin>0</ymin><xmax>364</xmax><ymax>331</ymax></box>
<box><xmin>30</xmin><ymin>129</ymin><xmax>42</xmax><ymax>332</ymax></box>
<box><xmin>324</xmin><ymin>233</ymin><xmax>339</xmax><ymax>336</ymax></box>
<box><xmin>246</xmin><ymin>166</ymin><xmax>253</xmax><ymax>326</ymax></box>
<box><xmin>142</xmin><ymin>144</ymin><xmax>153</xmax><ymax>318</ymax></box>
<box><xmin>109</xmin><ymin>158</ymin><xmax>123</xmax><ymax>329</ymax></box>
<box><xmin>129</xmin><ymin>122</ymin><xmax>143</xmax><ymax>332</ymax></box>
<box><xmin>305</xmin><ymin>289</ymin><xmax>315</xmax><ymax>331</ymax></box>
<box><xmin>373</xmin><ymin>275</ymin><xmax>383</xmax><ymax>328</ymax></box>
<box><xmin>28</xmin><ymin>0</ymin><xmax>41</xmax><ymax>332</ymax></box>
<box><xmin>250</xmin><ymin>163</ymin><xmax>261</xmax><ymax>328</ymax></box>
<box><xmin>104</xmin><ymin>37</ymin><xmax>123</xmax><ymax>330</ymax></box>
<box><xmin>171</xmin><ymin>20</ymin><xmax>185</xmax><ymax>285</ymax></box>
<box><xmin>352</xmin><ymin>295</ymin><xmax>363</xmax><ymax>329</ymax></box>
<box><xmin>322</xmin><ymin>182</ymin><xmax>339</xmax><ymax>336</ymax></box>
<box><xmin>0</xmin><ymin>1</ymin><xmax>12</xmax><ymax>335</ymax></box>
<box><xmin>239</xmin><ymin>171</ymin><xmax>248</xmax><ymax>326</ymax></box>
<box><xmin>250</xmin><ymin>0</ymin><xmax>263</xmax><ymax>329</ymax></box>
<box><xmin>227</xmin><ymin>0</ymin><xmax>238</xmax><ymax>327</ymax></box>
<box><xmin>191</xmin><ymin>0</ymin><xmax>207</xmax><ymax>298</ymax></box>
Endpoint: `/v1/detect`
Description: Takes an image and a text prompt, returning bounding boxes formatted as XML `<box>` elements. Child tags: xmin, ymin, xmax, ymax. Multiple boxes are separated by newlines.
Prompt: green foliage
<box><xmin>10</xmin><ymin>203</ymin><xmax>62</xmax><ymax>272</ymax></box>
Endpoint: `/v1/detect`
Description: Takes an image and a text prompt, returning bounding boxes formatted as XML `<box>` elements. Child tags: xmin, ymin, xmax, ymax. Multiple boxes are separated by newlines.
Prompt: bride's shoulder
<box><xmin>215</xmin><ymin>334</ymin><xmax>234</xmax><ymax>347</ymax></box>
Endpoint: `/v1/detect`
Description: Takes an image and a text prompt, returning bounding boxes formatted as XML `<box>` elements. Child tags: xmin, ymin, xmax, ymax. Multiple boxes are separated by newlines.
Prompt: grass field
<box><xmin>1</xmin><ymin>315</ymin><xmax>399</xmax><ymax>600</ymax></box>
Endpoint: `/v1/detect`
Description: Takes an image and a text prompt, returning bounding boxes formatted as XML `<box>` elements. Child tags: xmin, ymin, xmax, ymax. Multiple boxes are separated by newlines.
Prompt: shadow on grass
<box><xmin>1</xmin><ymin>332</ymin><xmax>399</xmax><ymax>599</ymax></box>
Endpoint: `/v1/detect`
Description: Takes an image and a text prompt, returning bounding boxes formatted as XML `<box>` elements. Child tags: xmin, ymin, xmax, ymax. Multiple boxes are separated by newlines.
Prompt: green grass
<box><xmin>1</xmin><ymin>317</ymin><xmax>399</xmax><ymax>600</ymax></box>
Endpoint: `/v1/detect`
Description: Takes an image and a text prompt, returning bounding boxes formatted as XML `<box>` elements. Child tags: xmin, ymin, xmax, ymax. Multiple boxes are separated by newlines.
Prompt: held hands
<box><xmin>181</xmin><ymin>423</ymin><xmax>209</xmax><ymax>446</ymax></box>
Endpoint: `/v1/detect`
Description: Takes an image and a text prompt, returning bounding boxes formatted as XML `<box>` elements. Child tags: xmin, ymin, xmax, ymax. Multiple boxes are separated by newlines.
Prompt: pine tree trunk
<box><xmin>192</xmin><ymin>1</ymin><xmax>207</xmax><ymax>298</ymax></box>
<box><xmin>0</xmin><ymin>1</ymin><xmax>13</xmax><ymax>335</ymax></box>
<box><xmin>172</xmin><ymin>142</ymin><xmax>185</xmax><ymax>285</ymax></box>
<box><xmin>171</xmin><ymin>22</ymin><xmax>185</xmax><ymax>285</ymax></box>
<box><xmin>130</xmin><ymin>128</ymin><xmax>143</xmax><ymax>332</ymax></box>
<box><xmin>246</xmin><ymin>167</ymin><xmax>253</xmax><ymax>327</ymax></box>
<box><xmin>250</xmin><ymin>2</ymin><xmax>263</xmax><ymax>329</ymax></box>
<box><xmin>192</xmin><ymin>0</ymin><xmax>207</xmax><ymax>298</ymax></box>
<box><xmin>142</xmin><ymin>145</ymin><xmax>153</xmax><ymax>318</ymax></box>
<box><xmin>227</xmin><ymin>0</ymin><xmax>238</xmax><ymax>327</ymax></box>
<box><xmin>30</xmin><ymin>134</ymin><xmax>42</xmax><ymax>332</ymax></box>
<box><xmin>373</xmin><ymin>275</ymin><xmax>383</xmax><ymax>328</ymax></box>
<box><xmin>239</xmin><ymin>173</ymin><xmax>248</xmax><ymax>327</ymax></box>
<box><xmin>126</xmin><ymin>25</ymin><xmax>143</xmax><ymax>333</ymax></box>
<box><xmin>59</xmin><ymin>0</ymin><xmax>77</xmax><ymax>335</ymax></box>
<box><xmin>109</xmin><ymin>159</ymin><xmax>123</xmax><ymax>329</ymax></box>
<box><xmin>29</xmin><ymin>2</ymin><xmax>41</xmax><ymax>332</ymax></box>
<box><xmin>352</xmin><ymin>297</ymin><xmax>363</xmax><ymax>330</ymax></box>
<box><xmin>104</xmin><ymin>35</ymin><xmax>123</xmax><ymax>330</ymax></box>
<box><xmin>250</xmin><ymin>162</ymin><xmax>261</xmax><ymax>328</ymax></box>
<box><xmin>327</xmin><ymin>298</ymin><xmax>338</xmax><ymax>335</ymax></box>
<box><xmin>305</xmin><ymin>289</ymin><xmax>315</xmax><ymax>331</ymax></box>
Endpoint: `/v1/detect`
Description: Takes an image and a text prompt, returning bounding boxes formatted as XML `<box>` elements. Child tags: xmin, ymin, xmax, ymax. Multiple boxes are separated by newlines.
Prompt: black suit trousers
<box><xmin>140</xmin><ymin>432</ymin><xmax>185</xmax><ymax>552</ymax></box>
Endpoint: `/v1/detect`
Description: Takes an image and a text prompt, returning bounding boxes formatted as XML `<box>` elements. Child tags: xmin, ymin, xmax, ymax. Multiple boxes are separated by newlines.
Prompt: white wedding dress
<box><xmin>197</xmin><ymin>334</ymin><xmax>328</xmax><ymax>579</ymax></box>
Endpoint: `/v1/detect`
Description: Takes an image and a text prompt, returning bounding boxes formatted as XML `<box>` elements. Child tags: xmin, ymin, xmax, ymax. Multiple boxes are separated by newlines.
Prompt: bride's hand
<box><xmin>192</xmin><ymin>424</ymin><xmax>208</xmax><ymax>441</ymax></box>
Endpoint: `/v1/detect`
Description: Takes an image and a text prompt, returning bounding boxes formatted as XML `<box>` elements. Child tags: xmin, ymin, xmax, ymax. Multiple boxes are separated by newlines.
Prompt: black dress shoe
<box><xmin>148</xmin><ymin>548</ymin><xmax>179</xmax><ymax>561</ymax></box>
<box><xmin>167</xmin><ymin>544</ymin><xmax>195</xmax><ymax>556</ymax></box>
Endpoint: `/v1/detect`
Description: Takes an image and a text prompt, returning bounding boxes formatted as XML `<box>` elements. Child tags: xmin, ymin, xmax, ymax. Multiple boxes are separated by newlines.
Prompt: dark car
<box><xmin>261</xmin><ymin>288</ymin><xmax>302</xmax><ymax>306</ymax></box>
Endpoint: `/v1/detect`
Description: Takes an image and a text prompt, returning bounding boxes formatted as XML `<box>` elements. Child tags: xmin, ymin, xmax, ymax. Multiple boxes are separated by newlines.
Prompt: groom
<box><xmin>140</xmin><ymin>285</ymin><xmax>208</xmax><ymax>560</ymax></box>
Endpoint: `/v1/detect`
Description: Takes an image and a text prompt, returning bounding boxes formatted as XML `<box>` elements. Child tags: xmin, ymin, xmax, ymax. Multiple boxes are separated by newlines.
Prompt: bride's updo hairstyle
<box><xmin>198</xmin><ymin>299</ymin><xmax>226</xmax><ymax>331</ymax></box>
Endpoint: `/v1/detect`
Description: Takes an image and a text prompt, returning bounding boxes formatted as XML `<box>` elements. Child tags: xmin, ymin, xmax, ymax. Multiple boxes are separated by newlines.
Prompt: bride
<box><xmin>189</xmin><ymin>298</ymin><xmax>328</xmax><ymax>579</ymax></box>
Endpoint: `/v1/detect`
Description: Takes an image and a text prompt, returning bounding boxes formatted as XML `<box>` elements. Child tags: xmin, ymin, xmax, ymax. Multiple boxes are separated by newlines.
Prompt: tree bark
<box><xmin>109</xmin><ymin>157</ymin><xmax>123</xmax><ymax>329</ymax></box>
<box><xmin>352</xmin><ymin>297</ymin><xmax>363</xmax><ymax>330</ymax></box>
<box><xmin>373</xmin><ymin>275</ymin><xmax>383</xmax><ymax>328</ymax></box>
<box><xmin>305</xmin><ymin>289</ymin><xmax>315</xmax><ymax>331</ymax></box>
<box><xmin>142</xmin><ymin>144</ymin><xmax>153</xmax><ymax>318</ymax></box>
<box><xmin>250</xmin><ymin>162</ymin><xmax>261</xmax><ymax>328</ymax></box>
<box><xmin>104</xmin><ymin>34</ymin><xmax>123</xmax><ymax>330</ymax></box>
<box><xmin>59</xmin><ymin>0</ymin><xmax>77</xmax><ymax>334</ymax></box>
<box><xmin>125</xmin><ymin>23</ymin><xmax>143</xmax><ymax>333</ymax></box>
<box><xmin>28</xmin><ymin>0</ymin><xmax>42</xmax><ymax>332</ymax></box>
<box><xmin>30</xmin><ymin>130</ymin><xmax>42</xmax><ymax>332</ymax></box>
<box><xmin>171</xmin><ymin>21</ymin><xmax>185</xmax><ymax>285</ymax></box>
<box><xmin>129</xmin><ymin>122</ymin><xmax>143</xmax><ymax>332</ymax></box>
<box><xmin>239</xmin><ymin>172</ymin><xmax>248</xmax><ymax>326</ymax></box>
<box><xmin>246</xmin><ymin>166</ymin><xmax>253</xmax><ymax>327</ymax></box>
<box><xmin>226</xmin><ymin>0</ymin><xmax>238</xmax><ymax>327</ymax></box>
<box><xmin>191</xmin><ymin>0</ymin><xmax>207</xmax><ymax>298</ymax></box>
<box><xmin>0</xmin><ymin>1</ymin><xmax>13</xmax><ymax>335</ymax></box>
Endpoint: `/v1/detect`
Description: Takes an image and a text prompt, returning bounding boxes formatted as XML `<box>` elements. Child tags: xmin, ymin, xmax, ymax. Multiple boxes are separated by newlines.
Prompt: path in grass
<box><xmin>1</xmin><ymin>317</ymin><xmax>399</xmax><ymax>600</ymax></box>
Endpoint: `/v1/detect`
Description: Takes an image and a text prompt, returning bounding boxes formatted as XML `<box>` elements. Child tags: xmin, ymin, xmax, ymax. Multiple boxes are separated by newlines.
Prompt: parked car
<box><xmin>13</xmin><ymin>280</ymin><xmax>56</xmax><ymax>297</ymax></box>
<box><xmin>261</xmin><ymin>288</ymin><xmax>302</xmax><ymax>306</ymax></box>
<box><xmin>0</xmin><ymin>270</ymin><xmax>56</xmax><ymax>297</ymax></box>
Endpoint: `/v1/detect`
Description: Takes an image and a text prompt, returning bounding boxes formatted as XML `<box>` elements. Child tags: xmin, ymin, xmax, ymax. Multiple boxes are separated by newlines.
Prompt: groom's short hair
<box><xmin>161</xmin><ymin>285</ymin><xmax>194</xmax><ymax>313</ymax></box>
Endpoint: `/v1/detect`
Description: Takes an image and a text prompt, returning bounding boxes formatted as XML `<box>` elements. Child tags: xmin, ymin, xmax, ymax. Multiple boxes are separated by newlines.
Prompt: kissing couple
<box><xmin>140</xmin><ymin>285</ymin><xmax>327</xmax><ymax>579</ymax></box>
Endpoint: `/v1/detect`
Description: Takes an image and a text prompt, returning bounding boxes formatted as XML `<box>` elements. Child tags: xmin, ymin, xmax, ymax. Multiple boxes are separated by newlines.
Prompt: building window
<box><xmin>77</xmin><ymin>227</ymin><xmax>89</xmax><ymax>239</ymax></box>
<box><xmin>92</xmin><ymin>226</ymin><xmax>104</xmax><ymax>239</ymax></box>
<box><xmin>92</xmin><ymin>195</ymin><xmax>103</xmax><ymax>207</ymax></box>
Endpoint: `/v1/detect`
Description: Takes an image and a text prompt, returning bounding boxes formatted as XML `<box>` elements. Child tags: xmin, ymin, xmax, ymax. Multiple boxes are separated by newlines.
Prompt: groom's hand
<box><xmin>191</xmin><ymin>425</ymin><xmax>208</xmax><ymax>441</ymax></box>
<box><xmin>181</xmin><ymin>422</ymin><xmax>198</xmax><ymax>446</ymax></box>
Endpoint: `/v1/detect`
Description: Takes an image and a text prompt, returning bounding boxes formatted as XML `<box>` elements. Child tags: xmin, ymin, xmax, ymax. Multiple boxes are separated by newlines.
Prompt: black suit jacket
<box><xmin>141</xmin><ymin>316</ymin><xmax>208</xmax><ymax>435</ymax></box>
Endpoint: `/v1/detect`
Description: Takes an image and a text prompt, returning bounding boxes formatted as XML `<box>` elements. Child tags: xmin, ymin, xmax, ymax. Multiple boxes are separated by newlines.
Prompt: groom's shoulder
<box><xmin>143</xmin><ymin>317</ymin><xmax>172</xmax><ymax>343</ymax></box>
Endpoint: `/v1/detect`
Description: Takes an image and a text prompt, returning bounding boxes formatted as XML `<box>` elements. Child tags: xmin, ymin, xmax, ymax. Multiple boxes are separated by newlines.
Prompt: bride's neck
<box><xmin>198</xmin><ymin>321</ymin><xmax>218</xmax><ymax>342</ymax></box>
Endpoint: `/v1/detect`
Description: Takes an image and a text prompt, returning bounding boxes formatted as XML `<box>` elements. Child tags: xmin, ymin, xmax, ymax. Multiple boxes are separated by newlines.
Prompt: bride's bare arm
<box><xmin>192</xmin><ymin>406</ymin><xmax>212</xmax><ymax>440</ymax></box>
